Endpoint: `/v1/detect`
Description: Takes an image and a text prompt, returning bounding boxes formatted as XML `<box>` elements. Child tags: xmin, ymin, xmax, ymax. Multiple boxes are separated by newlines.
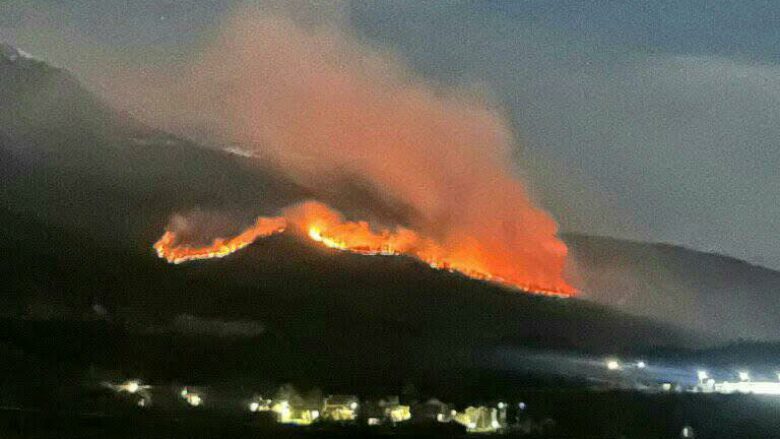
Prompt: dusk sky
<box><xmin>2</xmin><ymin>0</ymin><xmax>778</xmax><ymax>270</ymax></box>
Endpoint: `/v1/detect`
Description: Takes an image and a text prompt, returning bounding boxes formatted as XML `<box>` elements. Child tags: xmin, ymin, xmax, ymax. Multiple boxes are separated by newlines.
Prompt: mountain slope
<box><xmin>566</xmin><ymin>233</ymin><xmax>780</xmax><ymax>341</ymax></box>
<box><xmin>0</xmin><ymin>203</ymin><xmax>697</xmax><ymax>402</ymax></box>
<box><xmin>0</xmin><ymin>42</ymin><xmax>770</xmax><ymax>371</ymax></box>
<box><xmin>1</xmin><ymin>43</ymin><xmax>305</xmax><ymax>250</ymax></box>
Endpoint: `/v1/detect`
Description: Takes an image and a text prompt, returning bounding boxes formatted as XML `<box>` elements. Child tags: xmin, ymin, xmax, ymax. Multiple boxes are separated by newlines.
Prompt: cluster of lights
<box><xmin>605</xmin><ymin>359</ymin><xmax>647</xmax><ymax>371</ymax></box>
<box><xmin>244</xmin><ymin>394</ymin><xmax>515</xmax><ymax>431</ymax></box>
<box><xmin>452</xmin><ymin>402</ymin><xmax>510</xmax><ymax>433</ymax></box>
<box><xmin>104</xmin><ymin>379</ymin><xmax>151</xmax><ymax>395</ymax></box>
<box><xmin>696</xmin><ymin>369</ymin><xmax>780</xmax><ymax>383</ymax></box>
<box><xmin>103</xmin><ymin>379</ymin><xmax>152</xmax><ymax>407</ymax></box>
<box><xmin>100</xmin><ymin>380</ymin><xmax>539</xmax><ymax>433</ymax></box>
<box><xmin>247</xmin><ymin>396</ymin><xmax>325</xmax><ymax>425</ymax></box>
<box><xmin>605</xmin><ymin>360</ymin><xmax>780</xmax><ymax>396</ymax></box>
<box><xmin>692</xmin><ymin>369</ymin><xmax>780</xmax><ymax>396</ymax></box>
<box><xmin>180</xmin><ymin>387</ymin><xmax>202</xmax><ymax>407</ymax></box>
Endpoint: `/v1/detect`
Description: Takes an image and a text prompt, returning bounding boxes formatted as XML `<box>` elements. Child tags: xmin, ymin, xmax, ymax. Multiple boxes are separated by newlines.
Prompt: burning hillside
<box><xmin>154</xmin><ymin>201</ymin><xmax>575</xmax><ymax>297</ymax></box>
<box><xmin>118</xmin><ymin>6</ymin><xmax>578</xmax><ymax>297</ymax></box>
<box><xmin>153</xmin><ymin>216</ymin><xmax>287</xmax><ymax>264</ymax></box>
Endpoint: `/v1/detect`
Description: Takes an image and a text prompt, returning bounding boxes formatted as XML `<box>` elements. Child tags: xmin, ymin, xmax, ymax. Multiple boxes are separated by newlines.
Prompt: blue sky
<box><xmin>2</xmin><ymin>0</ymin><xmax>778</xmax><ymax>269</ymax></box>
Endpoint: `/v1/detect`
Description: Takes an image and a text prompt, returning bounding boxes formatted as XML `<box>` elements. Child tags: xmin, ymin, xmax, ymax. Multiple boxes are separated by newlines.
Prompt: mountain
<box><xmin>1</xmin><ymin>44</ymin><xmax>776</xmax><ymax>404</ymax></box>
<box><xmin>566</xmin><ymin>233</ymin><xmax>780</xmax><ymax>341</ymax></box>
<box><xmin>0</xmin><ymin>43</ymin><xmax>304</xmax><ymax>248</ymax></box>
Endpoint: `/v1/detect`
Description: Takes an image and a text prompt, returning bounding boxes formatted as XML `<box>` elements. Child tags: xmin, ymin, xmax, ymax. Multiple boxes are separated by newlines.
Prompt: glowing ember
<box><xmin>153</xmin><ymin>201</ymin><xmax>575</xmax><ymax>296</ymax></box>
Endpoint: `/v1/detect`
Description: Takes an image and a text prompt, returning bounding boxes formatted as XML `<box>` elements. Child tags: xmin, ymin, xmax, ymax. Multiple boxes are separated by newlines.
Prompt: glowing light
<box><xmin>249</xmin><ymin>402</ymin><xmax>259</xmax><ymax>412</ymax></box>
<box><xmin>322</xmin><ymin>395</ymin><xmax>360</xmax><ymax>422</ymax></box>
<box><xmin>453</xmin><ymin>406</ymin><xmax>502</xmax><ymax>433</ymax></box>
<box><xmin>606</xmin><ymin>359</ymin><xmax>621</xmax><ymax>370</ymax></box>
<box><xmin>386</xmin><ymin>405</ymin><xmax>411</xmax><ymax>423</ymax></box>
<box><xmin>125</xmin><ymin>381</ymin><xmax>140</xmax><ymax>393</ymax></box>
<box><xmin>637</xmin><ymin>361</ymin><xmax>646</xmax><ymax>369</ymax></box>
<box><xmin>186</xmin><ymin>394</ymin><xmax>202</xmax><ymax>407</ymax></box>
<box><xmin>739</xmin><ymin>371</ymin><xmax>750</xmax><ymax>382</ymax></box>
<box><xmin>104</xmin><ymin>379</ymin><xmax>150</xmax><ymax>395</ymax></box>
<box><xmin>266</xmin><ymin>399</ymin><xmax>319</xmax><ymax>425</ymax></box>
<box><xmin>180</xmin><ymin>387</ymin><xmax>202</xmax><ymax>407</ymax></box>
<box><xmin>697</xmin><ymin>370</ymin><xmax>709</xmax><ymax>381</ymax></box>
<box><xmin>714</xmin><ymin>380</ymin><xmax>780</xmax><ymax>395</ymax></box>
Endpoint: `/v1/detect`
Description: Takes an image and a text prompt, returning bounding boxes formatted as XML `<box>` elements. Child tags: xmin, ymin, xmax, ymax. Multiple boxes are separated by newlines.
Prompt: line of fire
<box><xmin>153</xmin><ymin>200</ymin><xmax>575</xmax><ymax>297</ymax></box>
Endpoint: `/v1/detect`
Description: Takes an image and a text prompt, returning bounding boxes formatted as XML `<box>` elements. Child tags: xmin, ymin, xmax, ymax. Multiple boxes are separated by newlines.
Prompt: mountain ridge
<box><xmin>1</xmin><ymin>42</ymin><xmax>777</xmax><ymax>348</ymax></box>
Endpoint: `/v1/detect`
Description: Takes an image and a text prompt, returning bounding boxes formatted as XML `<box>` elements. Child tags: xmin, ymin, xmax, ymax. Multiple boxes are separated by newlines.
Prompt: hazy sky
<box><xmin>2</xmin><ymin>0</ymin><xmax>778</xmax><ymax>270</ymax></box>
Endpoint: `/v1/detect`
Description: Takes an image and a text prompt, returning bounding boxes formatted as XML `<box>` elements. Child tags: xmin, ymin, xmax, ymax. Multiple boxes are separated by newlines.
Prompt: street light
<box><xmin>124</xmin><ymin>381</ymin><xmax>140</xmax><ymax>394</ymax></box>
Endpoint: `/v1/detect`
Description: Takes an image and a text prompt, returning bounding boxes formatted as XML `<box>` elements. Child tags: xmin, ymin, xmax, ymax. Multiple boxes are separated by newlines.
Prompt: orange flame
<box><xmin>153</xmin><ymin>201</ymin><xmax>575</xmax><ymax>297</ymax></box>
<box><xmin>153</xmin><ymin>216</ymin><xmax>287</xmax><ymax>264</ymax></box>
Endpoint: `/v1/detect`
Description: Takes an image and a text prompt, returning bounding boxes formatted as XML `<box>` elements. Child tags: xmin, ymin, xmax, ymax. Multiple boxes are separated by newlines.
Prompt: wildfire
<box><xmin>153</xmin><ymin>201</ymin><xmax>575</xmax><ymax>297</ymax></box>
<box><xmin>153</xmin><ymin>216</ymin><xmax>287</xmax><ymax>264</ymax></box>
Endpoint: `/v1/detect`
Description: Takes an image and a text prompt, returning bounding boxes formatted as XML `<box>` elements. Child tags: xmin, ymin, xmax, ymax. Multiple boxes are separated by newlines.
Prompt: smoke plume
<box><xmin>131</xmin><ymin>7</ymin><xmax>575</xmax><ymax>294</ymax></box>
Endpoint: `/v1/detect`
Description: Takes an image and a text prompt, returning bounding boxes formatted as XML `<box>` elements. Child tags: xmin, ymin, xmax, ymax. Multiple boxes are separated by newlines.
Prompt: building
<box><xmin>249</xmin><ymin>395</ymin><xmax>320</xmax><ymax>426</ymax></box>
<box><xmin>413</xmin><ymin>398</ymin><xmax>456</xmax><ymax>423</ymax></box>
<box><xmin>711</xmin><ymin>380</ymin><xmax>780</xmax><ymax>395</ymax></box>
<box><xmin>453</xmin><ymin>406</ymin><xmax>505</xmax><ymax>433</ymax></box>
<box><xmin>321</xmin><ymin>395</ymin><xmax>359</xmax><ymax>422</ymax></box>
<box><xmin>364</xmin><ymin>396</ymin><xmax>412</xmax><ymax>426</ymax></box>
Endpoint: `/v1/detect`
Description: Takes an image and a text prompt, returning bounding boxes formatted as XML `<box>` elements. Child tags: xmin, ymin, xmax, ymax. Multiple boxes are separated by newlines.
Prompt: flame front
<box><xmin>153</xmin><ymin>201</ymin><xmax>575</xmax><ymax>297</ymax></box>
<box><xmin>153</xmin><ymin>216</ymin><xmax>287</xmax><ymax>264</ymax></box>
